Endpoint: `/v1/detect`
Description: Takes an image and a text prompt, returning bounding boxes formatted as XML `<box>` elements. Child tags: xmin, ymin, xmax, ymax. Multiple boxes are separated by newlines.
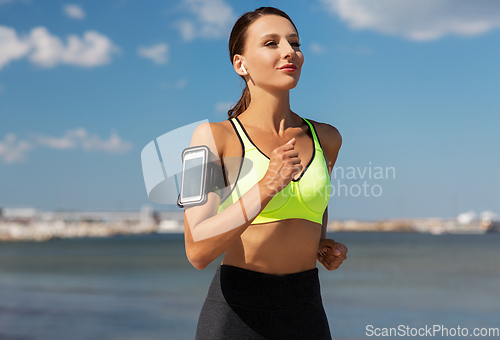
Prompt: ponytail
<box><xmin>228</xmin><ymin>83</ymin><xmax>250</xmax><ymax>119</ymax></box>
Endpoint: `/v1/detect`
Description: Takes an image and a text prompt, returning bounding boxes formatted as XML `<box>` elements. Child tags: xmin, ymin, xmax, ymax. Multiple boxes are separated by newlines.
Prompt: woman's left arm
<box><xmin>314</xmin><ymin>120</ymin><xmax>347</xmax><ymax>270</ymax></box>
<box><xmin>317</xmin><ymin>208</ymin><xmax>348</xmax><ymax>270</ymax></box>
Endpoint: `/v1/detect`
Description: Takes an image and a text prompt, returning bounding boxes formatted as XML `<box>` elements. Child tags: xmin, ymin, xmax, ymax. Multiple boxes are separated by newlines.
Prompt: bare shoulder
<box><xmin>190</xmin><ymin>120</ymin><xmax>234</xmax><ymax>160</ymax></box>
<box><xmin>304</xmin><ymin>118</ymin><xmax>342</xmax><ymax>171</ymax></box>
<box><xmin>306</xmin><ymin>118</ymin><xmax>342</xmax><ymax>152</ymax></box>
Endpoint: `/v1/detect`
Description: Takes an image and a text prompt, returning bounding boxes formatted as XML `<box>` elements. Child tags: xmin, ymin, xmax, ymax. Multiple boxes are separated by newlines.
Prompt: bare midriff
<box><xmin>217</xmin><ymin>116</ymin><xmax>324</xmax><ymax>275</ymax></box>
<box><xmin>221</xmin><ymin>218</ymin><xmax>321</xmax><ymax>274</ymax></box>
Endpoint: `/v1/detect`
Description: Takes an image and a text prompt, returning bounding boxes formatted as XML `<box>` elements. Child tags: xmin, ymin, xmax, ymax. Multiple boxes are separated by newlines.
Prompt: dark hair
<box><xmin>227</xmin><ymin>7</ymin><xmax>299</xmax><ymax>119</ymax></box>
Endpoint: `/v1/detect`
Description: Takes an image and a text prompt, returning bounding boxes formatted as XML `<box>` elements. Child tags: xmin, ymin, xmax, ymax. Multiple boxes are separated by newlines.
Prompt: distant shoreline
<box><xmin>1</xmin><ymin>216</ymin><xmax>496</xmax><ymax>242</ymax></box>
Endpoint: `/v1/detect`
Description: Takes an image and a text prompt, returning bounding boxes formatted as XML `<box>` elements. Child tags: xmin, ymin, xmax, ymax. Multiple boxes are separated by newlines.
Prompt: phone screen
<box><xmin>181</xmin><ymin>153</ymin><xmax>205</xmax><ymax>203</ymax></box>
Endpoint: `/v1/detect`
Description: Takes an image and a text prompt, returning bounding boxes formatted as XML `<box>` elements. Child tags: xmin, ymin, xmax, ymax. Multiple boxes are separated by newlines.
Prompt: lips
<box><xmin>279</xmin><ymin>63</ymin><xmax>297</xmax><ymax>70</ymax></box>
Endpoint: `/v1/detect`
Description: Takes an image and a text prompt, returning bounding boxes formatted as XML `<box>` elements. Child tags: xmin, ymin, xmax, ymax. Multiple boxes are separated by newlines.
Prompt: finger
<box><xmin>329</xmin><ymin>252</ymin><xmax>347</xmax><ymax>261</ymax></box>
<box><xmin>325</xmin><ymin>254</ymin><xmax>336</xmax><ymax>265</ymax></box>
<box><xmin>342</xmin><ymin>243</ymin><xmax>348</xmax><ymax>255</ymax></box>
<box><xmin>280</xmin><ymin>162</ymin><xmax>302</xmax><ymax>175</ymax></box>
<box><xmin>279</xmin><ymin>141</ymin><xmax>295</xmax><ymax>155</ymax></box>
<box><xmin>294</xmin><ymin>164</ymin><xmax>303</xmax><ymax>174</ymax></box>
<box><xmin>322</xmin><ymin>257</ymin><xmax>333</xmax><ymax>269</ymax></box>
<box><xmin>322</xmin><ymin>254</ymin><xmax>333</xmax><ymax>267</ymax></box>
<box><xmin>287</xmin><ymin>156</ymin><xmax>302</xmax><ymax>165</ymax></box>
<box><xmin>322</xmin><ymin>260</ymin><xmax>330</xmax><ymax>270</ymax></box>
<box><xmin>321</xmin><ymin>240</ymin><xmax>337</xmax><ymax>250</ymax></box>
<box><xmin>329</xmin><ymin>264</ymin><xmax>340</xmax><ymax>271</ymax></box>
<box><xmin>329</xmin><ymin>257</ymin><xmax>346</xmax><ymax>270</ymax></box>
<box><xmin>326</xmin><ymin>254</ymin><xmax>346</xmax><ymax>268</ymax></box>
<box><xmin>331</xmin><ymin>242</ymin><xmax>347</xmax><ymax>256</ymax></box>
<box><xmin>334</xmin><ymin>243</ymin><xmax>348</xmax><ymax>256</ymax></box>
<box><xmin>330</xmin><ymin>255</ymin><xmax>346</xmax><ymax>264</ymax></box>
<box><xmin>283</xmin><ymin>149</ymin><xmax>299</xmax><ymax>158</ymax></box>
<box><xmin>327</xmin><ymin>256</ymin><xmax>342</xmax><ymax>269</ymax></box>
<box><xmin>279</xmin><ymin>119</ymin><xmax>285</xmax><ymax>138</ymax></box>
<box><xmin>321</xmin><ymin>245</ymin><xmax>333</xmax><ymax>255</ymax></box>
<box><xmin>326</xmin><ymin>261</ymin><xmax>338</xmax><ymax>271</ymax></box>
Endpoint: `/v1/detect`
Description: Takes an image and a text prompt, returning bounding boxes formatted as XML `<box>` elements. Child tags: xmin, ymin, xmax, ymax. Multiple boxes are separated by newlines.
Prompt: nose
<box><xmin>281</xmin><ymin>40</ymin><xmax>296</xmax><ymax>60</ymax></box>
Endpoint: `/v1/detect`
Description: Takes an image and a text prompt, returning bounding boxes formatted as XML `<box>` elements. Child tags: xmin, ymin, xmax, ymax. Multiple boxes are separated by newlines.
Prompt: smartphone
<box><xmin>179</xmin><ymin>145</ymin><xmax>209</xmax><ymax>207</ymax></box>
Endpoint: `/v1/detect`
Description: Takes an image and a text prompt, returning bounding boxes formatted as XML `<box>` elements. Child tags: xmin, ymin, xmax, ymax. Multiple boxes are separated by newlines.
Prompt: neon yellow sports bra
<box><xmin>217</xmin><ymin>116</ymin><xmax>331</xmax><ymax>225</ymax></box>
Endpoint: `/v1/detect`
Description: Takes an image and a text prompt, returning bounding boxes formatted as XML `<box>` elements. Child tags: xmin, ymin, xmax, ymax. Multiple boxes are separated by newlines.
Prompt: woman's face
<box><xmin>238</xmin><ymin>15</ymin><xmax>304</xmax><ymax>91</ymax></box>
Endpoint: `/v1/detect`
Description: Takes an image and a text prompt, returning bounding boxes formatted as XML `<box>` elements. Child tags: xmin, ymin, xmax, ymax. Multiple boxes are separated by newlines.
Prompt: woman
<box><xmin>183</xmin><ymin>6</ymin><xmax>347</xmax><ymax>340</ymax></box>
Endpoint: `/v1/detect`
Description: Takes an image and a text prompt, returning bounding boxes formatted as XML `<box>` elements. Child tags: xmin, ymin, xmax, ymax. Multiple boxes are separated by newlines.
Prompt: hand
<box><xmin>317</xmin><ymin>238</ymin><xmax>347</xmax><ymax>271</ymax></box>
<box><xmin>260</xmin><ymin>119</ymin><xmax>303</xmax><ymax>196</ymax></box>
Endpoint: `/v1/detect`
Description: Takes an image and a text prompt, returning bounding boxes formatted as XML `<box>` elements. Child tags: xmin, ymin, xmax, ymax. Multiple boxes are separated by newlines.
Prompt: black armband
<box><xmin>177</xmin><ymin>161</ymin><xmax>226</xmax><ymax>208</ymax></box>
<box><xmin>206</xmin><ymin>161</ymin><xmax>226</xmax><ymax>194</ymax></box>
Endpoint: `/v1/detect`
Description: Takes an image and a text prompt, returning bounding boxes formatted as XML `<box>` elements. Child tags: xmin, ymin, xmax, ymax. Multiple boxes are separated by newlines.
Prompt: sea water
<box><xmin>0</xmin><ymin>232</ymin><xmax>499</xmax><ymax>340</ymax></box>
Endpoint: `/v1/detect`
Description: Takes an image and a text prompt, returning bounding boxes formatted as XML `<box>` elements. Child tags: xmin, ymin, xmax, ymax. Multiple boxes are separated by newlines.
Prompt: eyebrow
<box><xmin>259</xmin><ymin>33</ymin><xmax>299</xmax><ymax>41</ymax></box>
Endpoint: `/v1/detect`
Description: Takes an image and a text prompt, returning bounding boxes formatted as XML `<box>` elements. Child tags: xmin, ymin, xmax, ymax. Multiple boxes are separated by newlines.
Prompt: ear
<box><xmin>233</xmin><ymin>54</ymin><xmax>247</xmax><ymax>76</ymax></box>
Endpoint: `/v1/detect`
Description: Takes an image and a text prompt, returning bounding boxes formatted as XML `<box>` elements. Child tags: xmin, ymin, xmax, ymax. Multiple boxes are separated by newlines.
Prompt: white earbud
<box><xmin>241</xmin><ymin>64</ymin><xmax>247</xmax><ymax>75</ymax></box>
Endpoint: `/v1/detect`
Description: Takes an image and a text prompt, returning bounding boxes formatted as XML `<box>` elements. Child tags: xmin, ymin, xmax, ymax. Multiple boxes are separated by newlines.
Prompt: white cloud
<box><xmin>160</xmin><ymin>78</ymin><xmax>188</xmax><ymax>90</ymax></box>
<box><xmin>0</xmin><ymin>133</ymin><xmax>34</xmax><ymax>164</ymax></box>
<box><xmin>29</xmin><ymin>27</ymin><xmax>120</xmax><ymax>67</ymax></box>
<box><xmin>175</xmin><ymin>20</ymin><xmax>196</xmax><ymax>41</ymax></box>
<box><xmin>310</xmin><ymin>42</ymin><xmax>326</xmax><ymax>54</ymax></box>
<box><xmin>0</xmin><ymin>26</ymin><xmax>32</xmax><ymax>69</ymax></box>
<box><xmin>0</xmin><ymin>25</ymin><xmax>120</xmax><ymax>70</ymax></box>
<box><xmin>0</xmin><ymin>129</ymin><xmax>133</xmax><ymax>164</ymax></box>
<box><xmin>174</xmin><ymin>0</ymin><xmax>237</xmax><ymax>41</ymax></box>
<box><xmin>335</xmin><ymin>44</ymin><xmax>372</xmax><ymax>55</ymax></box>
<box><xmin>63</xmin><ymin>4</ymin><xmax>85</xmax><ymax>20</ymax></box>
<box><xmin>175</xmin><ymin>78</ymin><xmax>188</xmax><ymax>89</ymax></box>
<box><xmin>33</xmin><ymin>128</ymin><xmax>133</xmax><ymax>153</ymax></box>
<box><xmin>215</xmin><ymin>101</ymin><xmax>232</xmax><ymax>114</ymax></box>
<box><xmin>321</xmin><ymin>0</ymin><xmax>500</xmax><ymax>41</ymax></box>
<box><xmin>137</xmin><ymin>43</ymin><xmax>168</xmax><ymax>64</ymax></box>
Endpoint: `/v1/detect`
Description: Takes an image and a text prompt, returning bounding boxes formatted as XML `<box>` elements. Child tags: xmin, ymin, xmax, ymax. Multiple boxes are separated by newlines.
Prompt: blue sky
<box><xmin>1</xmin><ymin>0</ymin><xmax>499</xmax><ymax>220</ymax></box>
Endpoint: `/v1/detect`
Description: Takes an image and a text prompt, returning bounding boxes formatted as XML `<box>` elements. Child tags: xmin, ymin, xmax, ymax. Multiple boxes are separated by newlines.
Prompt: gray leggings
<box><xmin>195</xmin><ymin>264</ymin><xmax>332</xmax><ymax>340</ymax></box>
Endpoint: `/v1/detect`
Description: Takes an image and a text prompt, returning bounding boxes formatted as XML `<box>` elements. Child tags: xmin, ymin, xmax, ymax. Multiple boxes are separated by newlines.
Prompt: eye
<box><xmin>264</xmin><ymin>40</ymin><xmax>301</xmax><ymax>47</ymax></box>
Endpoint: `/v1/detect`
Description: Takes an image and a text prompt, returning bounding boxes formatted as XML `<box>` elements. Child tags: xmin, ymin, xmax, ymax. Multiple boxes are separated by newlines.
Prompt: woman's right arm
<box><xmin>184</xmin><ymin>121</ymin><xmax>302</xmax><ymax>270</ymax></box>
<box><xmin>184</xmin><ymin>178</ymin><xmax>276</xmax><ymax>270</ymax></box>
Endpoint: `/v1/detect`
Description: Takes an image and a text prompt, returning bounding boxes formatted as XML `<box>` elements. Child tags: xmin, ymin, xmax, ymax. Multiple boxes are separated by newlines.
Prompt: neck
<box><xmin>242</xmin><ymin>86</ymin><xmax>298</xmax><ymax>135</ymax></box>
